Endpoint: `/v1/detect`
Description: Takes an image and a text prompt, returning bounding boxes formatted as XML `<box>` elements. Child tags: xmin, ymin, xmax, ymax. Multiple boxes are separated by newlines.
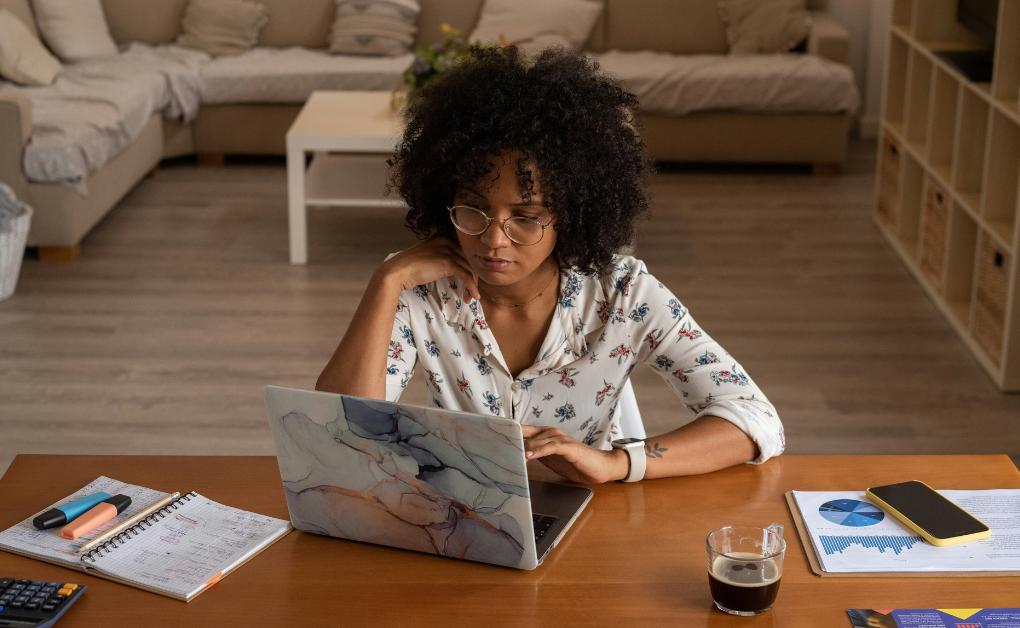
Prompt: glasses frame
<box><xmin>447</xmin><ymin>205</ymin><xmax>553</xmax><ymax>246</ymax></box>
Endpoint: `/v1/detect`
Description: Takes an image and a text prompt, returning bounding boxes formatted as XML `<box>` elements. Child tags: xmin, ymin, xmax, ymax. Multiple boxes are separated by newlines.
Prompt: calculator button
<box><xmin>46</xmin><ymin>582</ymin><xmax>61</xmax><ymax>588</ymax></box>
<box><xmin>63</xmin><ymin>584</ymin><xmax>78</xmax><ymax>590</ymax></box>
<box><xmin>25</xmin><ymin>603</ymin><xmax>39</xmax><ymax>610</ymax></box>
<box><xmin>26</xmin><ymin>585</ymin><xmax>40</xmax><ymax>592</ymax></box>
<box><xmin>15</xmin><ymin>596</ymin><xmax>29</xmax><ymax>602</ymax></box>
<box><xmin>42</xmin><ymin>604</ymin><xmax>57</xmax><ymax>612</ymax></box>
<box><xmin>16</xmin><ymin>580</ymin><xmax>30</xmax><ymax>585</ymax></box>
<box><xmin>41</xmin><ymin>587</ymin><xmax>56</xmax><ymax>595</ymax></box>
<box><xmin>57</xmin><ymin>588</ymin><xmax>72</xmax><ymax>596</ymax></box>
<box><xmin>9</xmin><ymin>584</ymin><xmax>25</xmax><ymax>590</ymax></box>
<box><xmin>31</xmin><ymin>596</ymin><xmax>46</xmax><ymax>603</ymax></box>
<box><xmin>31</xmin><ymin>581</ymin><xmax>45</xmax><ymax>586</ymax></box>
<box><xmin>0</xmin><ymin>578</ymin><xmax>12</xmax><ymax>588</ymax></box>
<box><xmin>10</xmin><ymin>601</ymin><xmax>23</xmax><ymax>608</ymax></box>
<box><xmin>50</xmin><ymin>594</ymin><xmax>66</xmax><ymax>601</ymax></box>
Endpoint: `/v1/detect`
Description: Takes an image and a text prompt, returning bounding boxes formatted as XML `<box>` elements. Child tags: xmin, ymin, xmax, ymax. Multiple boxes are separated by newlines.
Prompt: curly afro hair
<box><xmin>390</xmin><ymin>45</ymin><xmax>652</xmax><ymax>276</ymax></box>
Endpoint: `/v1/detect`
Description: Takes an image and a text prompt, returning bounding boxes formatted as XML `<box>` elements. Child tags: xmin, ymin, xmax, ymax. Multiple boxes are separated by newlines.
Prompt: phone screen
<box><xmin>868</xmin><ymin>481</ymin><xmax>989</xmax><ymax>540</ymax></box>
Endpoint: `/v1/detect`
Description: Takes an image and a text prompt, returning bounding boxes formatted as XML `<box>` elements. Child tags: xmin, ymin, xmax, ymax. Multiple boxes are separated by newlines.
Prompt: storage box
<box><xmin>920</xmin><ymin>176</ymin><xmax>949</xmax><ymax>290</ymax></box>
<box><xmin>972</xmin><ymin>234</ymin><xmax>1011</xmax><ymax>366</ymax></box>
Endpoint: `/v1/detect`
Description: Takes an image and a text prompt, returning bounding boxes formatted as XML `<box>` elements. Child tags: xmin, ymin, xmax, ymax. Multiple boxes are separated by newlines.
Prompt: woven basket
<box><xmin>972</xmin><ymin>233</ymin><xmax>1010</xmax><ymax>366</ymax></box>
<box><xmin>920</xmin><ymin>177</ymin><xmax>949</xmax><ymax>290</ymax></box>
<box><xmin>877</xmin><ymin>132</ymin><xmax>900</xmax><ymax>227</ymax></box>
<box><xmin>0</xmin><ymin>205</ymin><xmax>32</xmax><ymax>302</ymax></box>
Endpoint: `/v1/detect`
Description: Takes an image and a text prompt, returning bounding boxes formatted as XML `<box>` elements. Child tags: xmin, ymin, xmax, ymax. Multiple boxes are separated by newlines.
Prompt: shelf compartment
<box><xmin>982</xmin><ymin>111</ymin><xmax>1019</xmax><ymax>248</ymax></box>
<box><xmin>885</xmin><ymin>35</ymin><xmax>911</xmax><ymax>131</ymax></box>
<box><xmin>905</xmin><ymin>51</ymin><xmax>934</xmax><ymax>153</ymax></box>
<box><xmin>926</xmin><ymin>68</ymin><xmax>959</xmax><ymax>172</ymax></box>
<box><xmin>973</xmin><ymin>231</ymin><xmax>1012</xmax><ymax>366</ymax></box>
<box><xmin>897</xmin><ymin>152</ymin><xmax>926</xmax><ymax>256</ymax></box>
<box><xmin>991</xmin><ymin>0</ymin><xmax>1020</xmax><ymax>102</ymax></box>
<box><xmin>944</xmin><ymin>202</ymin><xmax>979</xmax><ymax>326</ymax></box>
<box><xmin>877</xmin><ymin>131</ymin><xmax>902</xmax><ymax>227</ymax></box>
<box><xmin>920</xmin><ymin>176</ymin><xmax>951</xmax><ymax>290</ymax></box>
<box><xmin>952</xmin><ymin>88</ymin><xmax>989</xmax><ymax>206</ymax></box>
<box><xmin>892</xmin><ymin>0</ymin><xmax>912</xmax><ymax>29</ymax></box>
<box><xmin>912</xmin><ymin>0</ymin><xmax>988</xmax><ymax>48</ymax></box>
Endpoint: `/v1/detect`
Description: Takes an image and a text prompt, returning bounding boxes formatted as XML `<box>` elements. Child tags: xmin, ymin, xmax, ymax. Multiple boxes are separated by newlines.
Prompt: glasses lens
<box><xmin>451</xmin><ymin>206</ymin><xmax>488</xmax><ymax>234</ymax></box>
<box><xmin>505</xmin><ymin>217</ymin><xmax>545</xmax><ymax>245</ymax></box>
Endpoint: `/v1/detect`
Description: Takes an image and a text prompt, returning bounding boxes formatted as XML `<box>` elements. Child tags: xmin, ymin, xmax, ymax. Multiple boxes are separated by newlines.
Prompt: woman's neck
<box><xmin>479</xmin><ymin>258</ymin><xmax>560</xmax><ymax>307</ymax></box>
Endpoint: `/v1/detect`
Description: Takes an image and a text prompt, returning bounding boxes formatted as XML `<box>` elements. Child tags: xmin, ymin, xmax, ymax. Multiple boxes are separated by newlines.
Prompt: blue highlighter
<box><xmin>33</xmin><ymin>492</ymin><xmax>113</xmax><ymax>530</ymax></box>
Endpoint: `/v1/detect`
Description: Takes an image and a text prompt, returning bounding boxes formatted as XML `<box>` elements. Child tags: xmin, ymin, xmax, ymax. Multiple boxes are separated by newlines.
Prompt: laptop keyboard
<box><xmin>532</xmin><ymin>513</ymin><xmax>558</xmax><ymax>543</ymax></box>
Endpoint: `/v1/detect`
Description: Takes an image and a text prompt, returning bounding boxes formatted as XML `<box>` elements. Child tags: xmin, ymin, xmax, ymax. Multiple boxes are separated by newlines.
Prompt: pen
<box><xmin>62</xmin><ymin>495</ymin><xmax>132</xmax><ymax>540</ymax></box>
<box><xmin>75</xmin><ymin>492</ymin><xmax>180</xmax><ymax>553</ymax></box>
<box><xmin>33</xmin><ymin>492</ymin><xmax>113</xmax><ymax>530</ymax></box>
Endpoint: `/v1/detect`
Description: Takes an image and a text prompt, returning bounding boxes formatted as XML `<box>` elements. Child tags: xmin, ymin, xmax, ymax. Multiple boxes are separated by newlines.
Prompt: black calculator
<box><xmin>0</xmin><ymin>578</ymin><xmax>85</xmax><ymax>628</ymax></box>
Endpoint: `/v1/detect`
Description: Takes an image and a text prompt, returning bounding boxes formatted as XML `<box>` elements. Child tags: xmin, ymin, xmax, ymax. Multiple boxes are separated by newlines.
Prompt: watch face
<box><xmin>614</xmin><ymin>438</ymin><xmax>644</xmax><ymax>445</ymax></box>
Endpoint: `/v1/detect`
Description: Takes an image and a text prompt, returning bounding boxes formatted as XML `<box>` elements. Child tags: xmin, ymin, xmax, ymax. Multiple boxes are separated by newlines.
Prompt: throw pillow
<box><xmin>329</xmin><ymin>0</ymin><xmax>420</xmax><ymax>57</ymax></box>
<box><xmin>30</xmin><ymin>0</ymin><xmax>118</xmax><ymax>62</ymax></box>
<box><xmin>176</xmin><ymin>0</ymin><xmax>269</xmax><ymax>57</ymax></box>
<box><xmin>0</xmin><ymin>9</ymin><xmax>61</xmax><ymax>85</ymax></box>
<box><xmin>718</xmin><ymin>0</ymin><xmax>811</xmax><ymax>55</ymax></box>
<box><xmin>469</xmin><ymin>0</ymin><xmax>602</xmax><ymax>56</ymax></box>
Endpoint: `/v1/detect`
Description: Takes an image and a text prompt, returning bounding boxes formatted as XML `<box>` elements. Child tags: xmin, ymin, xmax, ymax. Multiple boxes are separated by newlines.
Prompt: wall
<box><xmin>825</xmin><ymin>0</ymin><xmax>890</xmax><ymax>138</ymax></box>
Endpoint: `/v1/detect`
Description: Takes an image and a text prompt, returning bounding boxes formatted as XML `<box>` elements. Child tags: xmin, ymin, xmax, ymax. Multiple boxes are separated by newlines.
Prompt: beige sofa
<box><xmin>0</xmin><ymin>0</ymin><xmax>851</xmax><ymax>259</ymax></box>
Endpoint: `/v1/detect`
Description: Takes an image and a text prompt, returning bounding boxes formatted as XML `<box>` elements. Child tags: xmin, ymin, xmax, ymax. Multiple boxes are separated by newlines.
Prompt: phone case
<box><xmin>866</xmin><ymin>481</ymin><xmax>990</xmax><ymax>547</ymax></box>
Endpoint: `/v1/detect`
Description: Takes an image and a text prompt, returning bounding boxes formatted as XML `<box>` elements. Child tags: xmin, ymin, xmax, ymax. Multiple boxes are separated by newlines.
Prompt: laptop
<box><xmin>263</xmin><ymin>385</ymin><xmax>593</xmax><ymax>570</ymax></box>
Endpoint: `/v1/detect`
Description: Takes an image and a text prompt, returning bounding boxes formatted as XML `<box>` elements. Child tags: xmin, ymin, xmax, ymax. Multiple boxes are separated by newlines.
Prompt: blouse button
<box><xmin>483</xmin><ymin>347</ymin><xmax>491</xmax><ymax>356</ymax></box>
<box><xmin>511</xmin><ymin>381</ymin><xmax>522</xmax><ymax>392</ymax></box>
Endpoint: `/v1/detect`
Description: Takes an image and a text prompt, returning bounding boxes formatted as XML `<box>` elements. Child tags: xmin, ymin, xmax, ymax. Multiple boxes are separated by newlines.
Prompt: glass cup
<box><xmin>706</xmin><ymin>523</ymin><xmax>785</xmax><ymax>616</ymax></box>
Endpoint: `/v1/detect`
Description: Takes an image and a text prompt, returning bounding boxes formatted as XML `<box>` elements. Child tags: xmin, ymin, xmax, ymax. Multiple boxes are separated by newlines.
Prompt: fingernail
<box><xmin>527</xmin><ymin>452</ymin><xmax>533</xmax><ymax>457</ymax></box>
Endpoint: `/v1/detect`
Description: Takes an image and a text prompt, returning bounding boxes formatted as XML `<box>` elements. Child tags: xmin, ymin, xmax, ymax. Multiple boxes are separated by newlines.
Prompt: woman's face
<box><xmin>451</xmin><ymin>154</ymin><xmax>557</xmax><ymax>287</ymax></box>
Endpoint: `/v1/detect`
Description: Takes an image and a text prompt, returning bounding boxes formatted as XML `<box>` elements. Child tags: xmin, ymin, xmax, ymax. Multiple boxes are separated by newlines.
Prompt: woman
<box><xmin>316</xmin><ymin>46</ymin><xmax>784</xmax><ymax>484</ymax></box>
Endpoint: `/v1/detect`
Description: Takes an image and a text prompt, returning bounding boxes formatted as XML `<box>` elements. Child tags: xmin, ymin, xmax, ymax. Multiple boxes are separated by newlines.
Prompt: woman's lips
<box><xmin>478</xmin><ymin>255</ymin><xmax>512</xmax><ymax>271</ymax></box>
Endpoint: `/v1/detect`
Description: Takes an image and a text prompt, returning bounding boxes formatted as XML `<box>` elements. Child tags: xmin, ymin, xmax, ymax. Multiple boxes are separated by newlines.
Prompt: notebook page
<box><xmin>90</xmin><ymin>493</ymin><xmax>291</xmax><ymax>600</ymax></box>
<box><xmin>0</xmin><ymin>476</ymin><xmax>171</xmax><ymax>567</ymax></box>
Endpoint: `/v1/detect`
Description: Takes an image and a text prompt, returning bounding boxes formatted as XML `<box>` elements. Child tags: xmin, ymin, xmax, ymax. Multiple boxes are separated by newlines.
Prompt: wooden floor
<box><xmin>1</xmin><ymin>139</ymin><xmax>1018</xmax><ymax>478</ymax></box>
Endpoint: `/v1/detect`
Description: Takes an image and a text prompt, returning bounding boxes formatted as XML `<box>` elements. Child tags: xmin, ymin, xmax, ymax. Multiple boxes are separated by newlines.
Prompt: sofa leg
<box><xmin>147</xmin><ymin>164</ymin><xmax>160</xmax><ymax>178</ymax></box>
<box><xmin>38</xmin><ymin>243</ymin><xmax>82</xmax><ymax>262</ymax></box>
<box><xmin>812</xmin><ymin>163</ymin><xmax>841</xmax><ymax>177</ymax></box>
<box><xmin>197</xmin><ymin>153</ymin><xmax>225</xmax><ymax>167</ymax></box>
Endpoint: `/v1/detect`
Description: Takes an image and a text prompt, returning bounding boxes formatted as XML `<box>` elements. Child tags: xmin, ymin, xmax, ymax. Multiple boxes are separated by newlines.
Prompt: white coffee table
<box><xmin>286</xmin><ymin>91</ymin><xmax>405</xmax><ymax>264</ymax></box>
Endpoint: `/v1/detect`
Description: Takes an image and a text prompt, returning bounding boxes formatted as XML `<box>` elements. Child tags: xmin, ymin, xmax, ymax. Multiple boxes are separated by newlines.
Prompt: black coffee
<box><xmin>708</xmin><ymin>553</ymin><xmax>781</xmax><ymax>614</ymax></box>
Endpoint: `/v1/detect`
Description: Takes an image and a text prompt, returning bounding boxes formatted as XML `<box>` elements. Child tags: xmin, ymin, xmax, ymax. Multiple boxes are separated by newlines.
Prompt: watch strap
<box><xmin>622</xmin><ymin>442</ymin><xmax>646</xmax><ymax>483</ymax></box>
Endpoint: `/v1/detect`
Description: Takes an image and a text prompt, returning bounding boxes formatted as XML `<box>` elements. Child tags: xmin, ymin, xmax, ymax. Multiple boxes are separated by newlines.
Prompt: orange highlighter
<box><xmin>60</xmin><ymin>495</ymin><xmax>131</xmax><ymax>540</ymax></box>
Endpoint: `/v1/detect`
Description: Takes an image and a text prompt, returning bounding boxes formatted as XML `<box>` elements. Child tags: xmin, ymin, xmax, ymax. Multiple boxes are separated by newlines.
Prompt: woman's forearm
<box><xmin>641</xmin><ymin>416</ymin><xmax>759</xmax><ymax>479</ymax></box>
<box><xmin>315</xmin><ymin>269</ymin><xmax>404</xmax><ymax>399</ymax></box>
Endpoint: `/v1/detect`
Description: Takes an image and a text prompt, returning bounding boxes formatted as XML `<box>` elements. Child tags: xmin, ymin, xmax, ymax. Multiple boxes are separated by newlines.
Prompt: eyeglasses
<box><xmin>448</xmin><ymin>205</ymin><xmax>553</xmax><ymax>246</ymax></box>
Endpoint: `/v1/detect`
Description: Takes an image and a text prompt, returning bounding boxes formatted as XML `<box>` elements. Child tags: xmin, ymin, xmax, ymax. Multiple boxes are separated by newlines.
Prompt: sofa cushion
<box><xmin>176</xmin><ymin>0</ymin><xmax>269</xmax><ymax>56</ymax></box>
<box><xmin>719</xmin><ymin>0</ymin><xmax>811</xmax><ymax>54</ymax></box>
<box><xmin>597</xmin><ymin>50</ymin><xmax>859</xmax><ymax>116</ymax></box>
<box><xmin>0</xmin><ymin>0</ymin><xmax>36</xmax><ymax>37</ymax></box>
<box><xmin>469</xmin><ymin>0</ymin><xmax>602</xmax><ymax>55</ymax></box>
<box><xmin>330</xmin><ymin>0</ymin><xmax>420</xmax><ymax>57</ymax></box>
<box><xmin>199</xmin><ymin>46</ymin><xmax>411</xmax><ymax>104</ymax></box>
<box><xmin>32</xmin><ymin>0</ymin><xmax>119</xmax><ymax>62</ymax></box>
<box><xmin>1</xmin><ymin>44</ymin><xmax>207</xmax><ymax>189</ymax></box>
<box><xmin>0</xmin><ymin>9</ymin><xmax>62</xmax><ymax>86</ymax></box>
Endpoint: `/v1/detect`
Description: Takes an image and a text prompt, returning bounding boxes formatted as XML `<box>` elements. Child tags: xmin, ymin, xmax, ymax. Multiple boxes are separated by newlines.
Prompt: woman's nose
<box><xmin>480</xmin><ymin>217</ymin><xmax>511</xmax><ymax>248</ymax></box>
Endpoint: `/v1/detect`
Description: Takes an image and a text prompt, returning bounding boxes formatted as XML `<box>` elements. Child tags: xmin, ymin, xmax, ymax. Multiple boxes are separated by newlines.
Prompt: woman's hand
<box><xmin>377</xmin><ymin>235</ymin><xmax>481</xmax><ymax>301</ymax></box>
<box><xmin>522</xmin><ymin>426</ymin><xmax>629</xmax><ymax>484</ymax></box>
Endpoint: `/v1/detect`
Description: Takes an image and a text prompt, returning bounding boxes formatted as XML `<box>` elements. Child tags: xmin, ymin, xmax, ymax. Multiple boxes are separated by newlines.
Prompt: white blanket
<box><xmin>199</xmin><ymin>46</ymin><xmax>412</xmax><ymax>104</ymax></box>
<box><xmin>0</xmin><ymin>43</ymin><xmax>209</xmax><ymax>191</ymax></box>
<box><xmin>597</xmin><ymin>50</ymin><xmax>860</xmax><ymax>116</ymax></box>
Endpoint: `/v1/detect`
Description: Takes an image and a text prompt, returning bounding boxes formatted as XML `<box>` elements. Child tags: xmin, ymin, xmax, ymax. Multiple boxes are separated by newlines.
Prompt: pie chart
<box><xmin>818</xmin><ymin>499</ymin><xmax>885</xmax><ymax>527</ymax></box>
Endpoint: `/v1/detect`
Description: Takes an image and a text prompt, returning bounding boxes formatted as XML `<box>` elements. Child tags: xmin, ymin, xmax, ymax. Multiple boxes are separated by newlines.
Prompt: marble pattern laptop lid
<box><xmin>264</xmin><ymin>386</ymin><xmax>539</xmax><ymax>570</ymax></box>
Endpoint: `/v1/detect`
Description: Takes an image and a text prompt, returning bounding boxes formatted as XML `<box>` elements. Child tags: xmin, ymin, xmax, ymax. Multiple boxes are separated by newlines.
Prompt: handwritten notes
<box><xmin>90</xmin><ymin>493</ymin><xmax>291</xmax><ymax>599</ymax></box>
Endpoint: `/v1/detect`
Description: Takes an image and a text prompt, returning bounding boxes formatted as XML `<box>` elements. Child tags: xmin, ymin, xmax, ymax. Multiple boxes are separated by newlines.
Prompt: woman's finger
<box><xmin>446</xmin><ymin>257</ymin><xmax>481</xmax><ymax>301</ymax></box>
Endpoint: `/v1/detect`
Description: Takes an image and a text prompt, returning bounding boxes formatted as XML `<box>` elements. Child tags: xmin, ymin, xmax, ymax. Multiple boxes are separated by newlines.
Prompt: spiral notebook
<box><xmin>0</xmin><ymin>476</ymin><xmax>292</xmax><ymax>601</ymax></box>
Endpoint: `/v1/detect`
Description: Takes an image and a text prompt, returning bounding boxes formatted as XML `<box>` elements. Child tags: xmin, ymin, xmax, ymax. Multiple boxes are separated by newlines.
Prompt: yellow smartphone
<box><xmin>866</xmin><ymin>480</ymin><xmax>990</xmax><ymax>547</ymax></box>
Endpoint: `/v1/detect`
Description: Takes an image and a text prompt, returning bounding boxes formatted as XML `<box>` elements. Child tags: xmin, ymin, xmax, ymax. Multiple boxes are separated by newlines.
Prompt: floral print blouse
<box><xmin>384</xmin><ymin>255</ymin><xmax>785</xmax><ymax>464</ymax></box>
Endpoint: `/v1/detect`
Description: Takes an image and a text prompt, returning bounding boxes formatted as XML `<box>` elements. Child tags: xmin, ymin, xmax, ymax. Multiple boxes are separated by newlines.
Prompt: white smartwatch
<box><xmin>611</xmin><ymin>438</ymin><xmax>646</xmax><ymax>482</ymax></box>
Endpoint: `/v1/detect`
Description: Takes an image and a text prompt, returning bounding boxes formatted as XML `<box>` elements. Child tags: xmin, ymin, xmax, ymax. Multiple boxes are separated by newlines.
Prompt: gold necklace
<box><xmin>479</xmin><ymin>268</ymin><xmax>559</xmax><ymax>308</ymax></box>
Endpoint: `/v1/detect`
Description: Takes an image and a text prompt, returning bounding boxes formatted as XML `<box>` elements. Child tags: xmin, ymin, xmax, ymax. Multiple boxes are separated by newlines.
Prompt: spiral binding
<box><xmin>82</xmin><ymin>492</ymin><xmax>196</xmax><ymax>563</ymax></box>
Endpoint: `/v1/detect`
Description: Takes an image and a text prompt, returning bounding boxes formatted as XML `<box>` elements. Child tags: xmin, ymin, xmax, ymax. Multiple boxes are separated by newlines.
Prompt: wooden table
<box><xmin>1</xmin><ymin>455</ymin><xmax>1018</xmax><ymax>627</ymax></box>
<box><xmin>286</xmin><ymin>91</ymin><xmax>404</xmax><ymax>264</ymax></box>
